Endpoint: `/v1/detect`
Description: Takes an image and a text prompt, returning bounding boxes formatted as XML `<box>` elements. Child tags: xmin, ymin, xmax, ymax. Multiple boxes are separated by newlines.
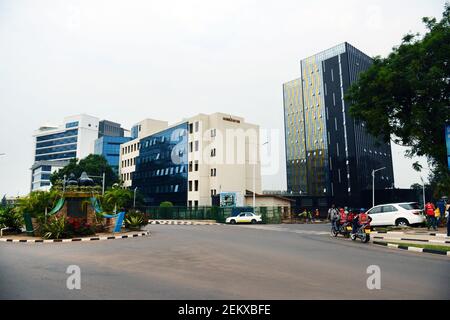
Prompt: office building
<box><xmin>283</xmin><ymin>42</ymin><xmax>394</xmax><ymax>206</ymax></box>
<box><xmin>121</xmin><ymin>113</ymin><xmax>261</xmax><ymax>206</ymax></box>
<box><xmin>31</xmin><ymin>114</ymin><xmax>100</xmax><ymax>191</ymax></box>
<box><xmin>94</xmin><ymin>136</ymin><xmax>132</xmax><ymax>174</ymax></box>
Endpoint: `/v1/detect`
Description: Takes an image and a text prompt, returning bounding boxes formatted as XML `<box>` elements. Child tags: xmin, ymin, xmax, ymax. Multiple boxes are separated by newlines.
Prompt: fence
<box><xmin>135</xmin><ymin>206</ymin><xmax>287</xmax><ymax>224</ymax></box>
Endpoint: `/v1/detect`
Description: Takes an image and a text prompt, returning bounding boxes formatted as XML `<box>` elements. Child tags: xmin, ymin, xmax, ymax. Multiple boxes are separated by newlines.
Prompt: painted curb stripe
<box><xmin>0</xmin><ymin>232</ymin><xmax>150</xmax><ymax>244</ymax></box>
<box><xmin>372</xmin><ymin>241</ymin><xmax>449</xmax><ymax>257</ymax></box>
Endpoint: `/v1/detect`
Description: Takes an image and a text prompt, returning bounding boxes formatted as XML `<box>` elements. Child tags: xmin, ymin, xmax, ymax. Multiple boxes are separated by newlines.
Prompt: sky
<box><xmin>0</xmin><ymin>0</ymin><xmax>446</xmax><ymax>197</ymax></box>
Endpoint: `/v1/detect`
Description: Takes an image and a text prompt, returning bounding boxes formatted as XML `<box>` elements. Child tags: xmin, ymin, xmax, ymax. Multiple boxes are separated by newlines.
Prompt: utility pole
<box><xmin>102</xmin><ymin>172</ymin><xmax>106</xmax><ymax>196</ymax></box>
<box><xmin>372</xmin><ymin>167</ymin><xmax>386</xmax><ymax>208</ymax></box>
<box><xmin>133</xmin><ymin>187</ymin><xmax>138</xmax><ymax>208</ymax></box>
<box><xmin>420</xmin><ymin>177</ymin><xmax>426</xmax><ymax>209</ymax></box>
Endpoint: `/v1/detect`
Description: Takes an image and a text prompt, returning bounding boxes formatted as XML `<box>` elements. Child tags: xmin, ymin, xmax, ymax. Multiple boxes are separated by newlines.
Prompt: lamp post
<box><xmin>253</xmin><ymin>141</ymin><xmax>269</xmax><ymax>209</ymax></box>
<box><xmin>420</xmin><ymin>176</ymin><xmax>426</xmax><ymax>209</ymax></box>
<box><xmin>372</xmin><ymin>167</ymin><xmax>386</xmax><ymax>208</ymax></box>
<box><xmin>133</xmin><ymin>187</ymin><xmax>138</xmax><ymax>208</ymax></box>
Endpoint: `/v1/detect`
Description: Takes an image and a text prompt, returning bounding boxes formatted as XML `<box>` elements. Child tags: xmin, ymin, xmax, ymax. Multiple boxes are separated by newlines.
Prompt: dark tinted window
<box><xmin>381</xmin><ymin>205</ymin><xmax>398</xmax><ymax>213</ymax></box>
<box><xmin>368</xmin><ymin>206</ymin><xmax>382</xmax><ymax>214</ymax></box>
<box><xmin>399</xmin><ymin>203</ymin><xmax>420</xmax><ymax>210</ymax></box>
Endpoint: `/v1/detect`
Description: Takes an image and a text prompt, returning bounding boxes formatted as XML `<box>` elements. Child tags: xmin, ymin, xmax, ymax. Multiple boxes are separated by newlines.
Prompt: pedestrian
<box><xmin>446</xmin><ymin>201</ymin><xmax>450</xmax><ymax>237</ymax></box>
<box><xmin>436</xmin><ymin>198</ymin><xmax>446</xmax><ymax>228</ymax></box>
<box><xmin>314</xmin><ymin>209</ymin><xmax>320</xmax><ymax>222</ymax></box>
<box><xmin>434</xmin><ymin>206</ymin><xmax>441</xmax><ymax>228</ymax></box>
<box><xmin>425</xmin><ymin>201</ymin><xmax>437</xmax><ymax>231</ymax></box>
<box><xmin>327</xmin><ymin>204</ymin><xmax>338</xmax><ymax>221</ymax></box>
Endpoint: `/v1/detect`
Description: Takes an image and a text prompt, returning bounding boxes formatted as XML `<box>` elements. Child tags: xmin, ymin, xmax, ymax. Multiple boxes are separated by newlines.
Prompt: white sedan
<box><xmin>226</xmin><ymin>212</ymin><xmax>262</xmax><ymax>224</ymax></box>
<box><xmin>367</xmin><ymin>202</ymin><xmax>426</xmax><ymax>227</ymax></box>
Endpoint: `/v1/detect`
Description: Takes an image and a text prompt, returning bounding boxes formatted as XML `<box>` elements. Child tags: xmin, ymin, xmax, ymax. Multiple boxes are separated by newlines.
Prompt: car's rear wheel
<box><xmin>395</xmin><ymin>218</ymin><xmax>409</xmax><ymax>227</ymax></box>
<box><xmin>251</xmin><ymin>219</ymin><xmax>257</xmax><ymax>224</ymax></box>
<box><xmin>230</xmin><ymin>220</ymin><xmax>236</xmax><ymax>225</ymax></box>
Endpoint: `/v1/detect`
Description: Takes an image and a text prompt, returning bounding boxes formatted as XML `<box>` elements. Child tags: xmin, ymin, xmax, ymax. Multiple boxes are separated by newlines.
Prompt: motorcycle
<box><xmin>331</xmin><ymin>220</ymin><xmax>353</xmax><ymax>238</ymax></box>
<box><xmin>350</xmin><ymin>223</ymin><xmax>371</xmax><ymax>243</ymax></box>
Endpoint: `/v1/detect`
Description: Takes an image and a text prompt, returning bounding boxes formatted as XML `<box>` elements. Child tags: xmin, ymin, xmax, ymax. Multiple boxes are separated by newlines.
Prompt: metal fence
<box><xmin>135</xmin><ymin>206</ymin><xmax>287</xmax><ymax>224</ymax></box>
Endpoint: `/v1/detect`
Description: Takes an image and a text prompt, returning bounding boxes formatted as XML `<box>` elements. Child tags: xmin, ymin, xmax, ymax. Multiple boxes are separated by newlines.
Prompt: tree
<box><xmin>346</xmin><ymin>5</ymin><xmax>450</xmax><ymax>172</ymax></box>
<box><xmin>102</xmin><ymin>187</ymin><xmax>133</xmax><ymax>212</ymax></box>
<box><xmin>50</xmin><ymin>154</ymin><xmax>118</xmax><ymax>188</ymax></box>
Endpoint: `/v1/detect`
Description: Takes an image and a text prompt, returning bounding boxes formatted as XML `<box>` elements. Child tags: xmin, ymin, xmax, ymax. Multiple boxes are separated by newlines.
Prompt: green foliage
<box><xmin>159</xmin><ymin>201</ymin><xmax>174</xmax><ymax>219</ymax></box>
<box><xmin>160</xmin><ymin>201</ymin><xmax>174</xmax><ymax>207</ymax></box>
<box><xmin>103</xmin><ymin>187</ymin><xmax>134</xmax><ymax>211</ymax></box>
<box><xmin>15</xmin><ymin>190</ymin><xmax>61</xmax><ymax>219</ymax></box>
<box><xmin>124</xmin><ymin>210</ymin><xmax>148</xmax><ymax>230</ymax></box>
<box><xmin>41</xmin><ymin>215</ymin><xmax>66</xmax><ymax>240</ymax></box>
<box><xmin>50</xmin><ymin>154</ymin><xmax>118</xmax><ymax>188</ymax></box>
<box><xmin>346</xmin><ymin>4</ymin><xmax>450</xmax><ymax>170</ymax></box>
<box><xmin>0</xmin><ymin>206</ymin><xmax>23</xmax><ymax>232</ymax></box>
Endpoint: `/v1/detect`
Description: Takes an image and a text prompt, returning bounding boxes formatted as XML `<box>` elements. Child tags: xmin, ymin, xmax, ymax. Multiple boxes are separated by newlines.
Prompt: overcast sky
<box><xmin>0</xmin><ymin>0</ymin><xmax>445</xmax><ymax>197</ymax></box>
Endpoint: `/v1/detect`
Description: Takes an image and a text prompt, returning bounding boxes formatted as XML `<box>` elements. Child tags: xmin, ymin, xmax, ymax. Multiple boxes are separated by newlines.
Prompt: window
<box><xmin>195</xmin><ymin>121</ymin><xmax>199</xmax><ymax>132</ymax></box>
<box><xmin>188</xmin><ymin>200</ymin><xmax>192</xmax><ymax>208</ymax></box>
<box><xmin>189</xmin><ymin>142</ymin><xmax>193</xmax><ymax>153</ymax></box>
<box><xmin>211</xmin><ymin>148</ymin><xmax>216</xmax><ymax>157</ymax></box>
<box><xmin>174</xmin><ymin>185</ymin><xmax>179</xmax><ymax>193</ymax></box>
<box><xmin>189</xmin><ymin>123</ymin><xmax>194</xmax><ymax>134</ymax></box>
<box><xmin>368</xmin><ymin>206</ymin><xmax>382</xmax><ymax>214</ymax></box>
<box><xmin>399</xmin><ymin>203</ymin><xmax>420</xmax><ymax>210</ymax></box>
<box><xmin>194</xmin><ymin>201</ymin><xmax>198</xmax><ymax>208</ymax></box>
<box><xmin>194</xmin><ymin>180</ymin><xmax>199</xmax><ymax>191</ymax></box>
<box><xmin>195</xmin><ymin>141</ymin><xmax>199</xmax><ymax>152</ymax></box>
<box><xmin>189</xmin><ymin>161</ymin><xmax>193</xmax><ymax>172</ymax></box>
<box><xmin>65</xmin><ymin>121</ymin><xmax>79</xmax><ymax>128</ymax></box>
<box><xmin>211</xmin><ymin>129</ymin><xmax>216</xmax><ymax>138</ymax></box>
<box><xmin>189</xmin><ymin>181</ymin><xmax>193</xmax><ymax>192</ymax></box>
<box><xmin>211</xmin><ymin>168</ymin><xmax>217</xmax><ymax>176</ymax></box>
<box><xmin>211</xmin><ymin>189</ymin><xmax>217</xmax><ymax>196</ymax></box>
<box><xmin>381</xmin><ymin>205</ymin><xmax>398</xmax><ymax>213</ymax></box>
<box><xmin>194</xmin><ymin>161</ymin><xmax>199</xmax><ymax>171</ymax></box>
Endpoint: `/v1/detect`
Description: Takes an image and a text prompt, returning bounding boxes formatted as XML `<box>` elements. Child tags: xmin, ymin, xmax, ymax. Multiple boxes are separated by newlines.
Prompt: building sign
<box><xmin>219</xmin><ymin>192</ymin><xmax>244</xmax><ymax>207</ymax></box>
<box><xmin>446</xmin><ymin>125</ymin><xmax>450</xmax><ymax>169</ymax></box>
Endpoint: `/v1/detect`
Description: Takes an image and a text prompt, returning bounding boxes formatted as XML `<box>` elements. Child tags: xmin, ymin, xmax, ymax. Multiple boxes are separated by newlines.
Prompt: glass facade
<box><xmin>94</xmin><ymin>136</ymin><xmax>132</xmax><ymax>173</ymax></box>
<box><xmin>132</xmin><ymin>123</ymin><xmax>189</xmax><ymax>206</ymax></box>
<box><xmin>36</xmin><ymin>129</ymin><xmax>78</xmax><ymax>142</ymax></box>
<box><xmin>284</xmin><ymin>43</ymin><xmax>394</xmax><ymax>206</ymax></box>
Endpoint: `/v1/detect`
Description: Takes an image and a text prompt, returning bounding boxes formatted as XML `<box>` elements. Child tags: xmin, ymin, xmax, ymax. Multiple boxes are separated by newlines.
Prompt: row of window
<box><xmin>35</xmin><ymin>143</ymin><xmax>77</xmax><ymax>155</ymax></box>
<box><xmin>121</xmin><ymin>157</ymin><xmax>137</xmax><ymax>168</ymax></box>
<box><xmin>35</xmin><ymin>151</ymin><xmax>76</xmax><ymax>162</ymax></box>
<box><xmin>36</xmin><ymin>129</ymin><xmax>78</xmax><ymax>142</ymax></box>
<box><xmin>122</xmin><ymin>142</ymin><xmax>140</xmax><ymax>155</ymax></box>
<box><xmin>36</xmin><ymin>136</ymin><xmax>78</xmax><ymax>149</ymax></box>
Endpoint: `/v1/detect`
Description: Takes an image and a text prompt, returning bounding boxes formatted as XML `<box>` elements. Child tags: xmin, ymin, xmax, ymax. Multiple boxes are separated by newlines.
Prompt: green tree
<box><xmin>50</xmin><ymin>154</ymin><xmax>118</xmax><ymax>188</ymax></box>
<box><xmin>15</xmin><ymin>190</ymin><xmax>61</xmax><ymax>219</ymax></box>
<box><xmin>346</xmin><ymin>5</ymin><xmax>450</xmax><ymax>171</ymax></box>
<box><xmin>103</xmin><ymin>187</ymin><xmax>133</xmax><ymax>212</ymax></box>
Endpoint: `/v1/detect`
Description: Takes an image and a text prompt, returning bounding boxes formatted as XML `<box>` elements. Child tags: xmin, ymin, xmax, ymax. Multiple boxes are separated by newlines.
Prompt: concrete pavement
<box><xmin>0</xmin><ymin>223</ymin><xmax>449</xmax><ymax>300</ymax></box>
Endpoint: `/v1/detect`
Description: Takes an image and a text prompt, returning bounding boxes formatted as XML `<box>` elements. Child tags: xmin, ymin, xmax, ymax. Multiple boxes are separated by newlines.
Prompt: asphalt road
<box><xmin>0</xmin><ymin>223</ymin><xmax>449</xmax><ymax>299</ymax></box>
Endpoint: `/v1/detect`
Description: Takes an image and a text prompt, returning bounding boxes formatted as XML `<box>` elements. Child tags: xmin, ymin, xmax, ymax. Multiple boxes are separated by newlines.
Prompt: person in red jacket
<box><xmin>425</xmin><ymin>202</ymin><xmax>437</xmax><ymax>231</ymax></box>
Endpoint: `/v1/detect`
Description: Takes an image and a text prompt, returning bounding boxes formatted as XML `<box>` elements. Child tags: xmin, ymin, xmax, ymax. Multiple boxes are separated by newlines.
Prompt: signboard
<box><xmin>219</xmin><ymin>192</ymin><xmax>244</xmax><ymax>208</ymax></box>
<box><xmin>447</xmin><ymin>125</ymin><xmax>450</xmax><ymax>169</ymax></box>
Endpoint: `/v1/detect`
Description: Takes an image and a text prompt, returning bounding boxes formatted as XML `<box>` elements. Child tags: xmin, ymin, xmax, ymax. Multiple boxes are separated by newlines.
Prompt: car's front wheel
<box><xmin>230</xmin><ymin>219</ymin><xmax>236</xmax><ymax>225</ymax></box>
<box><xmin>251</xmin><ymin>219</ymin><xmax>257</xmax><ymax>224</ymax></box>
<box><xmin>395</xmin><ymin>218</ymin><xmax>409</xmax><ymax>227</ymax></box>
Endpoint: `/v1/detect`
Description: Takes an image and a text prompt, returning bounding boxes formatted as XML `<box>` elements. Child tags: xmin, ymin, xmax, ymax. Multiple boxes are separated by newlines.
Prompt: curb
<box><xmin>0</xmin><ymin>231</ymin><xmax>150</xmax><ymax>244</ymax></box>
<box><xmin>373</xmin><ymin>231</ymin><xmax>448</xmax><ymax>237</ymax></box>
<box><xmin>372</xmin><ymin>241</ymin><xmax>450</xmax><ymax>257</ymax></box>
<box><xmin>372</xmin><ymin>236</ymin><xmax>450</xmax><ymax>244</ymax></box>
<box><xmin>149</xmin><ymin>220</ymin><xmax>221</xmax><ymax>225</ymax></box>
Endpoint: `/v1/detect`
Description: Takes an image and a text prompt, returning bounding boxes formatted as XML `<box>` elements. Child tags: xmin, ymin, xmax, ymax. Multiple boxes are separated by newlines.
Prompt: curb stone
<box><xmin>372</xmin><ymin>241</ymin><xmax>450</xmax><ymax>257</ymax></box>
<box><xmin>0</xmin><ymin>231</ymin><xmax>150</xmax><ymax>244</ymax></box>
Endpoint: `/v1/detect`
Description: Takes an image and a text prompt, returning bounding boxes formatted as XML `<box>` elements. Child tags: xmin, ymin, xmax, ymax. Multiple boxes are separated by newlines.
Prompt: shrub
<box><xmin>0</xmin><ymin>207</ymin><xmax>24</xmax><ymax>233</ymax></box>
<box><xmin>41</xmin><ymin>215</ymin><xmax>66</xmax><ymax>239</ymax></box>
<box><xmin>125</xmin><ymin>210</ymin><xmax>148</xmax><ymax>230</ymax></box>
<box><xmin>65</xmin><ymin>217</ymin><xmax>95</xmax><ymax>237</ymax></box>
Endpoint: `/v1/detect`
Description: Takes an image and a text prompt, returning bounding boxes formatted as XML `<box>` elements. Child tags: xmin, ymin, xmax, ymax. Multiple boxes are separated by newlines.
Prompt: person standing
<box><xmin>446</xmin><ymin>201</ymin><xmax>450</xmax><ymax>236</ymax></box>
<box><xmin>328</xmin><ymin>204</ymin><xmax>339</xmax><ymax>231</ymax></box>
<box><xmin>425</xmin><ymin>201</ymin><xmax>436</xmax><ymax>231</ymax></box>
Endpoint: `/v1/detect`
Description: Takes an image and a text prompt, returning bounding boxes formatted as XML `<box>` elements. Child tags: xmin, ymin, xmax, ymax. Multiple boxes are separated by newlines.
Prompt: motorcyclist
<box><xmin>352</xmin><ymin>208</ymin><xmax>372</xmax><ymax>235</ymax></box>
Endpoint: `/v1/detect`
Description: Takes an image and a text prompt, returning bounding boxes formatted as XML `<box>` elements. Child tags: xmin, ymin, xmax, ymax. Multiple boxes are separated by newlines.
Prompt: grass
<box><xmin>385</xmin><ymin>241</ymin><xmax>450</xmax><ymax>252</ymax></box>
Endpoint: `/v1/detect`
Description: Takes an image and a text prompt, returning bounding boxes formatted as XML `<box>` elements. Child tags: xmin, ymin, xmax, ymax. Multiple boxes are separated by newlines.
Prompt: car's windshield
<box><xmin>399</xmin><ymin>203</ymin><xmax>421</xmax><ymax>210</ymax></box>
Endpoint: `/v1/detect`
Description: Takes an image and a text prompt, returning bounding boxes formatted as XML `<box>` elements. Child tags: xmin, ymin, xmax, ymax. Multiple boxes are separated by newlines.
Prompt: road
<box><xmin>0</xmin><ymin>223</ymin><xmax>449</xmax><ymax>299</ymax></box>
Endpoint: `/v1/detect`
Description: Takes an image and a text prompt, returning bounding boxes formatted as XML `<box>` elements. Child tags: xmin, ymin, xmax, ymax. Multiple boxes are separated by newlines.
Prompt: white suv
<box><xmin>366</xmin><ymin>202</ymin><xmax>426</xmax><ymax>227</ymax></box>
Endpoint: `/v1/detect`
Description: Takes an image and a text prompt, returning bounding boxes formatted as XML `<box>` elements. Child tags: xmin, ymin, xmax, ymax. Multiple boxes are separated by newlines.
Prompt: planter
<box><xmin>128</xmin><ymin>226</ymin><xmax>142</xmax><ymax>231</ymax></box>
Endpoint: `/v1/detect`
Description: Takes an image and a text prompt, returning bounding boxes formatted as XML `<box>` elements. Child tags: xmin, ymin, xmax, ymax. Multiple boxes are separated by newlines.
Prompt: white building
<box><xmin>31</xmin><ymin>114</ymin><xmax>100</xmax><ymax>191</ymax></box>
<box><xmin>119</xmin><ymin>113</ymin><xmax>262</xmax><ymax>207</ymax></box>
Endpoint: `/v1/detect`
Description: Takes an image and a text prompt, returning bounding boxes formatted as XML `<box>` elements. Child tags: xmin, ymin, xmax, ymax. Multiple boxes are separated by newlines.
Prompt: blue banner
<box><xmin>446</xmin><ymin>125</ymin><xmax>450</xmax><ymax>169</ymax></box>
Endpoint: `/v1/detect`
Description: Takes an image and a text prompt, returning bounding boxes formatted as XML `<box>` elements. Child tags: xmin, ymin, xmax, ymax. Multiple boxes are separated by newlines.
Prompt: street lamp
<box><xmin>133</xmin><ymin>187</ymin><xmax>138</xmax><ymax>208</ymax></box>
<box><xmin>372</xmin><ymin>167</ymin><xmax>386</xmax><ymax>208</ymax></box>
<box><xmin>420</xmin><ymin>176</ymin><xmax>426</xmax><ymax>209</ymax></box>
<box><xmin>253</xmin><ymin>141</ymin><xmax>269</xmax><ymax>209</ymax></box>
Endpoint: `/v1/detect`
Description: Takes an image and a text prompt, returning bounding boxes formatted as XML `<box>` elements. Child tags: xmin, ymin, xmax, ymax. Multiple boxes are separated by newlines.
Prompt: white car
<box><xmin>226</xmin><ymin>212</ymin><xmax>262</xmax><ymax>224</ymax></box>
<box><xmin>366</xmin><ymin>202</ymin><xmax>426</xmax><ymax>227</ymax></box>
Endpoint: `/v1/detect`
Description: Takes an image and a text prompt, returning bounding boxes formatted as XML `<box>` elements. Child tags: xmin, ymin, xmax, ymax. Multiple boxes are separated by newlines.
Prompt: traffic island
<box><xmin>0</xmin><ymin>230</ymin><xmax>150</xmax><ymax>244</ymax></box>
